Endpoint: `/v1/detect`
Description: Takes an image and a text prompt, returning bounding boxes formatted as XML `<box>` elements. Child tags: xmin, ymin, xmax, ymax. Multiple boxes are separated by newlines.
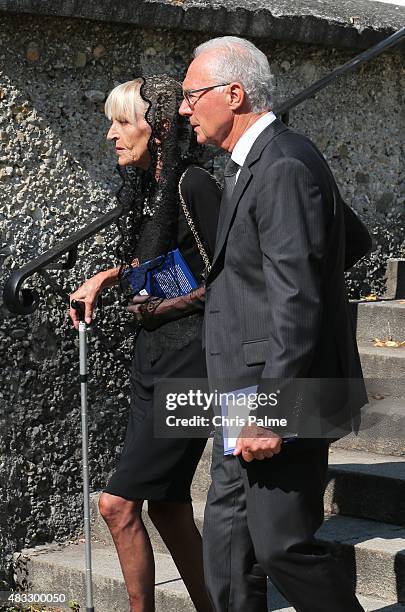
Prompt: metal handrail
<box><xmin>3</xmin><ymin>26</ymin><xmax>405</xmax><ymax>315</ymax></box>
<box><xmin>3</xmin><ymin>205</ymin><xmax>122</xmax><ymax>314</ymax></box>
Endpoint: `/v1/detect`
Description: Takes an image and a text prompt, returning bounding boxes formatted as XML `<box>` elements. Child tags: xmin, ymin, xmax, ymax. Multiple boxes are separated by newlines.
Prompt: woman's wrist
<box><xmin>96</xmin><ymin>267</ymin><xmax>120</xmax><ymax>289</ymax></box>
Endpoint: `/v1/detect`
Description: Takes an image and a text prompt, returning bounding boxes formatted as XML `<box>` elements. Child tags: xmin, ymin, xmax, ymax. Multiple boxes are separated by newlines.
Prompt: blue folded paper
<box><xmin>122</xmin><ymin>248</ymin><xmax>198</xmax><ymax>299</ymax></box>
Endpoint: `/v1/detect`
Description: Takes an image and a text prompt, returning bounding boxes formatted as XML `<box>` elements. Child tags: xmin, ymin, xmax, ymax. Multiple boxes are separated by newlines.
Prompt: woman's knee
<box><xmin>147</xmin><ymin>501</ymin><xmax>171</xmax><ymax>525</ymax></box>
<box><xmin>98</xmin><ymin>492</ymin><xmax>142</xmax><ymax>527</ymax></box>
<box><xmin>148</xmin><ymin>501</ymin><xmax>192</xmax><ymax>526</ymax></box>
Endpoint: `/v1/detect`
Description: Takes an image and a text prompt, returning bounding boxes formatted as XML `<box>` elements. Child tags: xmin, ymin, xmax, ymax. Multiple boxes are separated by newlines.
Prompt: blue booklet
<box><xmin>220</xmin><ymin>385</ymin><xmax>297</xmax><ymax>455</ymax></box>
<box><xmin>122</xmin><ymin>248</ymin><xmax>198</xmax><ymax>299</ymax></box>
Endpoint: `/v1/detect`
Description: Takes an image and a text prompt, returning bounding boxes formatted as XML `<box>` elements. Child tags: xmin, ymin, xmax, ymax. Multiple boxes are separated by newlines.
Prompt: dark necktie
<box><xmin>215</xmin><ymin>157</ymin><xmax>241</xmax><ymax>248</ymax></box>
<box><xmin>223</xmin><ymin>157</ymin><xmax>240</xmax><ymax>199</ymax></box>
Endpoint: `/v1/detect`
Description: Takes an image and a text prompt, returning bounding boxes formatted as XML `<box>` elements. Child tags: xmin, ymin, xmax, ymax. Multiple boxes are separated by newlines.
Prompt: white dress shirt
<box><xmin>231</xmin><ymin>111</ymin><xmax>277</xmax><ymax>182</ymax></box>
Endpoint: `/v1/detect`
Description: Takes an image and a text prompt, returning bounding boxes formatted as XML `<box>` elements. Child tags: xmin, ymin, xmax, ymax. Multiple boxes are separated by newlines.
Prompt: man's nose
<box><xmin>179</xmin><ymin>99</ymin><xmax>192</xmax><ymax>117</ymax></box>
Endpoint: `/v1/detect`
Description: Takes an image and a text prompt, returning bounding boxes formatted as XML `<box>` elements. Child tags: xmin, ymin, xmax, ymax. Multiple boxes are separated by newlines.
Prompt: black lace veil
<box><xmin>112</xmin><ymin>75</ymin><xmax>202</xmax><ymax>362</ymax></box>
<box><xmin>115</xmin><ymin>75</ymin><xmax>196</xmax><ymax>273</ymax></box>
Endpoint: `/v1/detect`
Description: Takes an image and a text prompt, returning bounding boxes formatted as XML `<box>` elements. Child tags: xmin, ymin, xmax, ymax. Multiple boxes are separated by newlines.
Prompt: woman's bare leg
<box><xmin>148</xmin><ymin>501</ymin><xmax>212</xmax><ymax>612</ymax></box>
<box><xmin>99</xmin><ymin>492</ymin><xmax>155</xmax><ymax>612</ymax></box>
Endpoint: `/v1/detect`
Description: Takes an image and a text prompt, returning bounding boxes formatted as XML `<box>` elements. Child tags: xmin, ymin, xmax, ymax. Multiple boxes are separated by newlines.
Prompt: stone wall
<box><xmin>0</xmin><ymin>9</ymin><xmax>404</xmax><ymax>584</ymax></box>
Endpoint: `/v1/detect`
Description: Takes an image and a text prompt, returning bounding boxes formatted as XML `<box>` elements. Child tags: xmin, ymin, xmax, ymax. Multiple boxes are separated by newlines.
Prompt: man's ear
<box><xmin>227</xmin><ymin>82</ymin><xmax>246</xmax><ymax>111</ymax></box>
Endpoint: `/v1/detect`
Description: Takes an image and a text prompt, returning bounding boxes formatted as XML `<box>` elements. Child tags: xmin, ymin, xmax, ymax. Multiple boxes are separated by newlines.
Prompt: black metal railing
<box><xmin>3</xmin><ymin>26</ymin><xmax>405</xmax><ymax>316</ymax></box>
<box><xmin>3</xmin><ymin>205</ymin><xmax>123</xmax><ymax>315</ymax></box>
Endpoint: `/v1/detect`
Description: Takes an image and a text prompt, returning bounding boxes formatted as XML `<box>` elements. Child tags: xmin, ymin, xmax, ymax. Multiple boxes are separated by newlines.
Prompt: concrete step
<box><xmin>14</xmin><ymin>541</ymin><xmax>405</xmax><ymax>612</ymax></box>
<box><xmin>317</xmin><ymin>514</ymin><xmax>405</xmax><ymax>603</ymax></box>
<box><xmin>91</xmin><ymin>489</ymin><xmax>405</xmax><ymax>603</ymax></box>
<box><xmin>352</xmin><ymin>299</ymin><xmax>405</xmax><ymax>344</ymax></box>
<box><xmin>92</xmin><ymin>444</ymin><xmax>405</xmax><ymax>549</ymax></box>
<box><xmin>155</xmin><ymin>506</ymin><xmax>405</xmax><ymax>603</ymax></box>
<box><xmin>325</xmin><ymin>448</ymin><xmax>405</xmax><ymax>526</ymax></box>
<box><xmin>92</xmin><ymin>447</ymin><xmax>405</xmax><ymax>547</ymax></box>
<box><xmin>14</xmin><ymin>542</ymin><xmax>190</xmax><ymax>612</ymax></box>
<box><xmin>268</xmin><ymin>581</ymin><xmax>405</xmax><ymax>611</ymax></box>
<box><xmin>359</xmin><ymin>342</ymin><xmax>405</xmax><ymax>398</ymax></box>
<box><xmin>333</xmin><ymin>397</ymin><xmax>405</xmax><ymax>456</ymax></box>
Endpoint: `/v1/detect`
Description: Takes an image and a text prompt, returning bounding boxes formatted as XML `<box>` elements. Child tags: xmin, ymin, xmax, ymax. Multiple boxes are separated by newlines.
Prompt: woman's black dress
<box><xmin>105</xmin><ymin>166</ymin><xmax>221</xmax><ymax>502</ymax></box>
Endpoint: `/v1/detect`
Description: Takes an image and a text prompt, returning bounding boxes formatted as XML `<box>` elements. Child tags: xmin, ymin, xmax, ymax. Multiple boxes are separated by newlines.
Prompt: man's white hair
<box><xmin>193</xmin><ymin>36</ymin><xmax>274</xmax><ymax>113</ymax></box>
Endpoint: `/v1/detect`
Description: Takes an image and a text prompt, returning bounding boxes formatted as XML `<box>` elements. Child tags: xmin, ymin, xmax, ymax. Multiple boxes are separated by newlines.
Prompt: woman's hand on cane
<box><xmin>69</xmin><ymin>276</ymin><xmax>103</xmax><ymax>329</ymax></box>
<box><xmin>69</xmin><ymin>268</ymin><xmax>120</xmax><ymax>329</ymax></box>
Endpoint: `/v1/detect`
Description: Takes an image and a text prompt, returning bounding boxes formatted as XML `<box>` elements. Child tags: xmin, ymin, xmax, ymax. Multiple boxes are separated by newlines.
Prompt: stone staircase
<box><xmin>14</xmin><ymin>299</ymin><xmax>405</xmax><ymax>611</ymax></box>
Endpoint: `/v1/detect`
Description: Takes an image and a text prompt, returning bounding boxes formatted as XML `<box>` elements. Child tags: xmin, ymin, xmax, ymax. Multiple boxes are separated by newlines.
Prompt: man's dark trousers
<box><xmin>203</xmin><ymin>434</ymin><xmax>364</xmax><ymax>612</ymax></box>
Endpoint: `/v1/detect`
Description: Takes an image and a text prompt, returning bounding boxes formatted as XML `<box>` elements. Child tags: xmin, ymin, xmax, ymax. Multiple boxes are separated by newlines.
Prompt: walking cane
<box><xmin>71</xmin><ymin>299</ymin><xmax>95</xmax><ymax>612</ymax></box>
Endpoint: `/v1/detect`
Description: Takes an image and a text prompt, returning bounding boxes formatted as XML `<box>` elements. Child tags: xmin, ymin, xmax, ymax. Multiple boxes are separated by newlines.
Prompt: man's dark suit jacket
<box><xmin>204</xmin><ymin>119</ymin><xmax>371</xmax><ymax>438</ymax></box>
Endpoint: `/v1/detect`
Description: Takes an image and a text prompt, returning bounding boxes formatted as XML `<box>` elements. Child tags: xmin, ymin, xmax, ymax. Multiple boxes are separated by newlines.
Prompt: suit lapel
<box><xmin>211</xmin><ymin>165</ymin><xmax>252</xmax><ymax>266</ymax></box>
<box><xmin>207</xmin><ymin>119</ymin><xmax>289</xmax><ymax>284</ymax></box>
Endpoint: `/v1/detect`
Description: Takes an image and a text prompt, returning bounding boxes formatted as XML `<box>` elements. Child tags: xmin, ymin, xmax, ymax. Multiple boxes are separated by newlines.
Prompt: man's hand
<box><xmin>233</xmin><ymin>423</ymin><xmax>282</xmax><ymax>462</ymax></box>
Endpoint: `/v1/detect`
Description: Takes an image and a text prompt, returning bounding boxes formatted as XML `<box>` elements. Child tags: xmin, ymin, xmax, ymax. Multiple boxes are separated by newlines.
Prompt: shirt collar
<box><xmin>231</xmin><ymin>111</ymin><xmax>276</xmax><ymax>168</ymax></box>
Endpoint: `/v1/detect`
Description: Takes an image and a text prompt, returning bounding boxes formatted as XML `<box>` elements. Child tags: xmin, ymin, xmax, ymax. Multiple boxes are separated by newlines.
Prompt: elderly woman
<box><xmin>69</xmin><ymin>76</ymin><xmax>220</xmax><ymax>612</ymax></box>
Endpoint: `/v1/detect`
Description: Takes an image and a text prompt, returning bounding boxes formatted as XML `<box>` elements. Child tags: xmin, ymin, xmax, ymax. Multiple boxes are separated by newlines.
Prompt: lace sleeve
<box><xmin>137</xmin><ymin>286</ymin><xmax>206</xmax><ymax>331</ymax></box>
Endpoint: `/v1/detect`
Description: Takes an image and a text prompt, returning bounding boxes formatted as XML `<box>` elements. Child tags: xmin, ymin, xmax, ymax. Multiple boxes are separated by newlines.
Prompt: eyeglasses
<box><xmin>182</xmin><ymin>83</ymin><xmax>230</xmax><ymax>108</ymax></box>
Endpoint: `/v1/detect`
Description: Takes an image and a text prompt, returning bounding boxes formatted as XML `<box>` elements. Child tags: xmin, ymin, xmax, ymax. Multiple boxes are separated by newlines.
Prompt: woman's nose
<box><xmin>107</xmin><ymin>124</ymin><xmax>117</xmax><ymax>140</ymax></box>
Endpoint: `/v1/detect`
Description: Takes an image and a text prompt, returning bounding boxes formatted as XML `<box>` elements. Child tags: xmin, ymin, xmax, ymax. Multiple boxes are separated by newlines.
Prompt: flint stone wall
<box><xmin>0</xmin><ymin>5</ymin><xmax>404</xmax><ymax>585</ymax></box>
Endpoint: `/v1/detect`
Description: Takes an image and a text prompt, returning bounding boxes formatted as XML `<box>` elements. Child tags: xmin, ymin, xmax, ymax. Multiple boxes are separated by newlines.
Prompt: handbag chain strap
<box><xmin>178</xmin><ymin>167</ymin><xmax>212</xmax><ymax>274</ymax></box>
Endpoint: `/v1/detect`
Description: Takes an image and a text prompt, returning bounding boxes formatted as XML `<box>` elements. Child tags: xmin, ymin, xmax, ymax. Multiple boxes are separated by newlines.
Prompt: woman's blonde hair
<box><xmin>104</xmin><ymin>79</ymin><xmax>148</xmax><ymax>125</ymax></box>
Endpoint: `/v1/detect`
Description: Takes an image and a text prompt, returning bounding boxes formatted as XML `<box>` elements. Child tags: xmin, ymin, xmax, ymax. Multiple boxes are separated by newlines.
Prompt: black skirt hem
<box><xmin>103</xmin><ymin>486</ymin><xmax>193</xmax><ymax>504</ymax></box>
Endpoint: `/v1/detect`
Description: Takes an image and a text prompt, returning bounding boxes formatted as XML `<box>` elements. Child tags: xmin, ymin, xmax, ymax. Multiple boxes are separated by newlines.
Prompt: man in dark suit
<box><xmin>180</xmin><ymin>36</ymin><xmax>371</xmax><ymax>612</ymax></box>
